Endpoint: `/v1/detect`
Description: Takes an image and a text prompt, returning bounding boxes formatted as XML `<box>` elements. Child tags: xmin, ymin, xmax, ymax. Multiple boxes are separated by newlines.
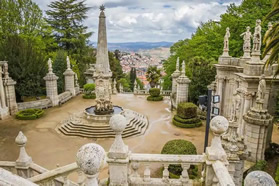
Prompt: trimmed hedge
<box><xmin>161</xmin><ymin>139</ymin><xmax>198</xmax><ymax>179</ymax></box>
<box><xmin>149</xmin><ymin>88</ymin><xmax>160</xmax><ymax>97</ymax></box>
<box><xmin>82</xmin><ymin>93</ymin><xmax>96</xmax><ymax>99</ymax></box>
<box><xmin>147</xmin><ymin>95</ymin><xmax>163</xmax><ymax>101</ymax></box>
<box><xmin>16</xmin><ymin>109</ymin><xmax>44</xmax><ymax>120</ymax></box>
<box><xmin>177</xmin><ymin>102</ymin><xmax>197</xmax><ymax>119</ymax></box>
<box><xmin>83</xmin><ymin>83</ymin><xmax>95</xmax><ymax>92</ymax></box>
<box><xmin>172</xmin><ymin>117</ymin><xmax>202</xmax><ymax>128</ymax></box>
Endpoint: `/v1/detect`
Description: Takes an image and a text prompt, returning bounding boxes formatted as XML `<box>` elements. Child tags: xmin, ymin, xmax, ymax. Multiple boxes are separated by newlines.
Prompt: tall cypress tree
<box><xmin>130</xmin><ymin>67</ymin><xmax>137</xmax><ymax>91</ymax></box>
<box><xmin>46</xmin><ymin>0</ymin><xmax>92</xmax><ymax>55</ymax></box>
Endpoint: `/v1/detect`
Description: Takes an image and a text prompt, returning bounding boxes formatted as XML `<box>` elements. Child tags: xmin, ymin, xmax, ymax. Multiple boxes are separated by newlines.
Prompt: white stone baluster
<box><xmin>76</xmin><ymin>143</ymin><xmax>106</xmax><ymax>186</ymax></box>
<box><xmin>162</xmin><ymin>163</ymin><xmax>169</xmax><ymax>182</ymax></box>
<box><xmin>143</xmin><ymin>164</ymin><xmax>151</xmax><ymax>182</ymax></box>
<box><xmin>180</xmin><ymin>164</ymin><xmax>190</xmax><ymax>184</ymax></box>
<box><xmin>63</xmin><ymin>173</ymin><xmax>70</xmax><ymax>186</ymax></box>
<box><xmin>77</xmin><ymin>169</ymin><xmax>85</xmax><ymax>185</ymax></box>
<box><xmin>131</xmin><ymin>162</ymin><xmax>140</xmax><ymax>178</ymax></box>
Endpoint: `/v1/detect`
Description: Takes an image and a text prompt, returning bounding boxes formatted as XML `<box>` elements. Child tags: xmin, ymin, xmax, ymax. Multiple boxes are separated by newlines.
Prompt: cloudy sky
<box><xmin>33</xmin><ymin>0</ymin><xmax>241</xmax><ymax>43</ymax></box>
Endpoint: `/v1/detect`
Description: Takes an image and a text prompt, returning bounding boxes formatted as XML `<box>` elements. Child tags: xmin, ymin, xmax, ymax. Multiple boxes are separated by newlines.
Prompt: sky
<box><xmin>33</xmin><ymin>0</ymin><xmax>242</xmax><ymax>43</ymax></box>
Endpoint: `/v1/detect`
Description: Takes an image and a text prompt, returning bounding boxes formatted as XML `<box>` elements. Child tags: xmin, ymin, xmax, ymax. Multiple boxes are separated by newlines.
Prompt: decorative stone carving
<box><xmin>76</xmin><ymin>143</ymin><xmax>105</xmax><ymax>186</ymax></box>
<box><xmin>255</xmin><ymin>74</ymin><xmax>266</xmax><ymax>110</ymax></box>
<box><xmin>176</xmin><ymin>61</ymin><xmax>191</xmax><ymax>106</ymax></box>
<box><xmin>240</xmin><ymin>26</ymin><xmax>252</xmax><ymax>58</ymax></box>
<box><xmin>15</xmin><ymin>131</ymin><xmax>32</xmax><ymax>168</ymax></box>
<box><xmin>244</xmin><ymin>171</ymin><xmax>276</xmax><ymax>186</ymax></box>
<box><xmin>230</xmin><ymin>91</ymin><xmax>241</xmax><ymax>122</ymax></box>
<box><xmin>47</xmin><ymin>58</ymin><xmax>53</xmax><ymax>73</ymax></box>
<box><xmin>222</xmin><ymin>27</ymin><xmax>230</xmax><ymax>57</ymax></box>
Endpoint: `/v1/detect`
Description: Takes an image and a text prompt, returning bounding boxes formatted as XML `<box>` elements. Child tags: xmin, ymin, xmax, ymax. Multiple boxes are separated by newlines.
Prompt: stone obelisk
<box><xmin>93</xmin><ymin>5</ymin><xmax>113</xmax><ymax>115</ymax></box>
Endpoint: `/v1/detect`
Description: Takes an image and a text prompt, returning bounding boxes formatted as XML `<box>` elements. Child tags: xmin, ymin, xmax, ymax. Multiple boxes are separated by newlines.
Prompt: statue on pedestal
<box><xmin>252</xmin><ymin>19</ymin><xmax>262</xmax><ymax>53</ymax></box>
<box><xmin>47</xmin><ymin>58</ymin><xmax>53</xmax><ymax>73</ymax></box>
<box><xmin>240</xmin><ymin>26</ymin><xmax>252</xmax><ymax>56</ymax></box>
<box><xmin>222</xmin><ymin>27</ymin><xmax>230</xmax><ymax>56</ymax></box>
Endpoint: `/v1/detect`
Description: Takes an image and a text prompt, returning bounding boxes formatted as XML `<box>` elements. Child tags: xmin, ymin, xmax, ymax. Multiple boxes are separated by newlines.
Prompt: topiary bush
<box><xmin>16</xmin><ymin>109</ymin><xmax>44</xmax><ymax>120</ymax></box>
<box><xmin>83</xmin><ymin>83</ymin><xmax>96</xmax><ymax>99</ymax></box>
<box><xmin>147</xmin><ymin>88</ymin><xmax>163</xmax><ymax>101</ymax></box>
<box><xmin>149</xmin><ymin>88</ymin><xmax>160</xmax><ymax>97</ymax></box>
<box><xmin>173</xmin><ymin>102</ymin><xmax>202</xmax><ymax>128</ymax></box>
<box><xmin>161</xmin><ymin>139</ymin><xmax>198</xmax><ymax>179</ymax></box>
<box><xmin>177</xmin><ymin>102</ymin><xmax>197</xmax><ymax>119</ymax></box>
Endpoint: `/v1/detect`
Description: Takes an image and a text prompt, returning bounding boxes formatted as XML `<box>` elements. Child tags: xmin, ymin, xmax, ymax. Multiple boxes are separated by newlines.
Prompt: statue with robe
<box><xmin>240</xmin><ymin>26</ymin><xmax>252</xmax><ymax>52</ymax></box>
<box><xmin>230</xmin><ymin>91</ymin><xmax>241</xmax><ymax>122</ymax></box>
<box><xmin>252</xmin><ymin>19</ymin><xmax>262</xmax><ymax>52</ymax></box>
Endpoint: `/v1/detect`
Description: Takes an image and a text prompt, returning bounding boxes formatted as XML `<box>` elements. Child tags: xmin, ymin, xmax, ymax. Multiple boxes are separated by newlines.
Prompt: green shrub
<box><xmin>149</xmin><ymin>88</ymin><xmax>161</xmax><ymax>97</ymax></box>
<box><xmin>177</xmin><ymin>102</ymin><xmax>197</xmax><ymax>119</ymax></box>
<box><xmin>161</xmin><ymin>139</ymin><xmax>198</xmax><ymax>179</ymax></box>
<box><xmin>82</xmin><ymin>93</ymin><xmax>96</xmax><ymax>99</ymax></box>
<box><xmin>275</xmin><ymin>162</ymin><xmax>279</xmax><ymax>184</ymax></box>
<box><xmin>173</xmin><ymin>115</ymin><xmax>201</xmax><ymax>124</ymax></box>
<box><xmin>83</xmin><ymin>83</ymin><xmax>95</xmax><ymax>93</ymax></box>
<box><xmin>172</xmin><ymin>117</ymin><xmax>202</xmax><ymax>128</ymax></box>
<box><xmin>16</xmin><ymin>109</ymin><xmax>44</xmax><ymax>120</ymax></box>
<box><xmin>147</xmin><ymin>95</ymin><xmax>163</xmax><ymax>101</ymax></box>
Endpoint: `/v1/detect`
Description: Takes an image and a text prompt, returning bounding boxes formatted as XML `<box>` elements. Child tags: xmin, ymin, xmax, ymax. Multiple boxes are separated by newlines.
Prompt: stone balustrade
<box><xmin>0</xmin><ymin>115</ymin><xmax>277</xmax><ymax>186</ymax></box>
<box><xmin>129</xmin><ymin>153</ymin><xmax>205</xmax><ymax>185</ymax></box>
<box><xmin>17</xmin><ymin>99</ymin><xmax>52</xmax><ymax>110</ymax></box>
<box><xmin>134</xmin><ymin>89</ymin><xmax>171</xmax><ymax>96</ymax></box>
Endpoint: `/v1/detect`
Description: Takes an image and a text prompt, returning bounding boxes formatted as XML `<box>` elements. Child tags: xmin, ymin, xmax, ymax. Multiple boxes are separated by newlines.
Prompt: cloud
<box><xmin>33</xmin><ymin>0</ymin><xmax>241</xmax><ymax>42</ymax></box>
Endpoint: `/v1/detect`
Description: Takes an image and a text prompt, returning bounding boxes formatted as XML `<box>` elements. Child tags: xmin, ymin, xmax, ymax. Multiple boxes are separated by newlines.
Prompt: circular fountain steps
<box><xmin>57</xmin><ymin>111</ymin><xmax>149</xmax><ymax>138</ymax></box>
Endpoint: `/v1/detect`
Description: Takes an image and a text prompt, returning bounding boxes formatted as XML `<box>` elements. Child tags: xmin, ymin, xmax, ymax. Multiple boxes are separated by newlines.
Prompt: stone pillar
<box><xmin>63</xmin><ymin>56</ymin><xmax>76</xmax><ymax>96</ymax></box>
<box><xmin>176</xmin><ymin>61</ymin><xmax>190</xmax><ymax>105</ymax></box>
<box><xmin>3</xmin><ymin>63</ymin><xmax>18</xmax><ymax>115</ymax></box>
<box><xmin>238</xmin><ymin>92</ymin><xmax>252</xmax><ymax>137</ymax></box>
<box><xmin>15</xmin><ymin>131</ymin><xmax>32</xmax><ymax>178</ymax></box>
<box><xmin>113</xmin><ymin>79</ymin><xmax>117</xmax><ymax>94</ymax></box>
<box><xmin>107</xmin><ymin>114</ymin><xmax>129</xmax><ymax>186</ymax></box>
<box><xmin>171</xmin><ymin>57</ymin><xmax>181</xmax><ymax>95</ymax></box>
<box><xmin>243</xmin><ymin>104</ymin><xmax>273</xmax><ymax>162</ymax></box>
<box><xmin>0</xmin><ymin>61</ymin><xmax>9</xmax><ymax>119</ymax></box>
<box><xmin>216</xmin><ymin>77</ymin><xmax>224</xmax><ymax>115</ymax></box>
<box><xmin>204</xmin><ymin>116</ymin><xmax>232</xmax><ymax>186</ymax></box>
<box><xmin>222</xmin><ymin>121</ymin><xmax>246</xmax><ymax>186</ymax></box>
<box><xmin>74</xmin><ymin>73</ymin><xmax>80</xmax><ymax>94</ymax></box>
<box><xmin>44</xmin><ymin>58</ymin><xmax>59</xmax><ymax>107</ymax></box>
<box><xmin>76</xmin><ymin>143</ymin><xmax>106</xmax><ymax>186</ymax></box>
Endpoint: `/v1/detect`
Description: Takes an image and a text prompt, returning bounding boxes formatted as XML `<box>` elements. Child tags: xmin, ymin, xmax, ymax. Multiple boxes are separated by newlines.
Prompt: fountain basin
<box><xmin>84</xmin><ymin>106</ymin><xmax>123</xmax><ymax>125</ymax></box>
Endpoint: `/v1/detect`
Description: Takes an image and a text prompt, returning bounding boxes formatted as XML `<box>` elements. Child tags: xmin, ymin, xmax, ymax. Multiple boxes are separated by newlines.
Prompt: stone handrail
<box><xmin>130</xmin><ymin>153</ymin><xmax>205</xmax><ymax>164</ymax></box>
<box><xmin>212</xmin><ymin>161</ymin><xmax>235</xmax><ymax>186</ymax></box>
<box><xmin>0</xmin><ymin>168</ymin><xmax>38</xmax><ymax>186</ymax></box>
<box><xmin>28</xmin><ymin>162</ymin><xmax>78</xmax><ymax>183</ymax></box>
<box><xmin>17</xmin><ymin>98</ymin><xmax>52</xmax><ymax>110</ymax></box>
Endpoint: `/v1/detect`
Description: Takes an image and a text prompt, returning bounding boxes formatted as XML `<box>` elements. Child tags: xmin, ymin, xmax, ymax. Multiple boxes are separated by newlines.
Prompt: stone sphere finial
<box><xmin>76</xmin><ymin>143</ymin><xmax>106</xmax><ymax>175</ymax></box>
<box><xmin>210</xmin><ymin>116</ymin><xmax>229</xmax><ymax>136</ymax></box>
<box><xmin>15</xmin><ymin>131</ymin><xmax>27</xmax><ymax>146</ymax></box>
<box><xmin>109</xmin><ymin>114</ymin><xmax>128</xmax><ymax>133</ymax></box>
<box><xmin>244</xmin><ymin>171</ymin><xmax>276</xmax><ymax>186</ymax></box>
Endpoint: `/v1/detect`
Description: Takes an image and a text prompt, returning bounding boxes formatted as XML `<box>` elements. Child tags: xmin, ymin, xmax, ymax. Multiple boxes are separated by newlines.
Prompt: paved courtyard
<box><xmin>0</xmin><ymin>94</ymin><xmax>279</xmax><ymax>176</ymax></box>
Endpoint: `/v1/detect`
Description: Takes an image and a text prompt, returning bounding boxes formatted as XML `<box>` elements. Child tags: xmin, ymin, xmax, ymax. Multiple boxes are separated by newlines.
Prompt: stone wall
<box><xmin>17</xmin><ymin>99</ymin><xmax>52</xmax><ymax>111</ymax></box>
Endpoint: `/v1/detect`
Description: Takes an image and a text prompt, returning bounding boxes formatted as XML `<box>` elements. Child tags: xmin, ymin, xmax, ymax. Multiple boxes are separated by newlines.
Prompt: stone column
<box><xmin>44</xmin><ymin>58</ymin><xmax>59</xmax><ymax>107</ymax></box>
<box><xmin>216</xmin><ymin>77</ymin><xmax>224</xmax><ymax>115</ymax></box>
<box><xmin>3</xmin><ymin>63</ymin><xmax>18</xmax><ymax>115</ymax></box>
<box><xmin>222</xmin><ymin>121</ymin><xmax>246</xmax><ymax>186</ymax></box>
<box><xmin>107</xmin><ymin>114</ymin><xmax>129</xmax><ymax>186</ymax></box>
<box><xmin>76</xmin><ymin>143</ymin><xmax>106</xmax><ymax>186</ymax></box>
<box><xmin>238</xmin><ymin>92</ymin><xmax>252</xmax><ymax>137</ymax></box>
<box><xmin>176</xmin><ymin>61</ymin><xmax>191</xmax><ymax>105</ymax></box>
<box><xmin>171</xmin><ymin>57</ymin><xmax>181</xmax><ymax>95</ymax></box>
<box><xmin>0</xmin><ymin>61</ymin><xmax>9</xmax><ymax>119</ymax></box>
<box><xmin>74</xmin><ymin>73</ymin><xmax>80</xmax><ymax>94</ymax></box>
<box><xmin>63</xmin><ymin>56</ymin><xmax>76</xmax><ymax>96</ymax></box>
<box><xmin>243</xmin><ymin>105</ymin><xmax>273</xmax><ymax>162</ymax></box>
<box><xmin>15</xmin><ymin>131</ymin><xmax>33</xmax><ymax>178</ymax></box>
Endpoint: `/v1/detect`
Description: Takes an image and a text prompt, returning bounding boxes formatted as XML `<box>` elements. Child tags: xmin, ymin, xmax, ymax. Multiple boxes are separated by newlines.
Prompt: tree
<box><xmin>53</xmin><ymin>50</ymin><xmax>67</xmax><ymax>94</ymax></box>
<box><xmin>263</xmin><ymin>0</ymin><xmax>279</xmax><ymax>71</ymax></box>
<box><xmin>146</xmin><ymin>66</ymin><xmax>161</xmax><ymax>88</ymax></box>
<box><xmin>0</xmin><ymin>0</ymin><xmax>52</xmax><ymax>100</ymax></box>
<box><xmin>109</xmin><ymin>51</ymin><xmax>123</xmax><ymax>81</ymax></box>
<box><xmin>130</xmin><ymin>67</ymin><xmax>137</xmax><ymax>91</ymax></box>
<box><xmin>46</xmin><ymin>0</ymin><xmax>91</xmax><ymax>54</ymax></box>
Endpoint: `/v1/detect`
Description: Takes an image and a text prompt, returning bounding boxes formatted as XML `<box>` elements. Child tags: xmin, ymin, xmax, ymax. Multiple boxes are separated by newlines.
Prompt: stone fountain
<box><xmin>57</xmin><ymin>6</ymin><xmax>148</xmax><ymax>138</ymax></box>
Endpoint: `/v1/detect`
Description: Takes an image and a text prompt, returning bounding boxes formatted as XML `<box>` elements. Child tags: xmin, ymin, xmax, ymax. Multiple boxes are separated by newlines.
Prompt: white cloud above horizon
<box><xmin>33</xmin><ymin>0</ymin><xmax>242</xmax><ymax>43</ymax></box>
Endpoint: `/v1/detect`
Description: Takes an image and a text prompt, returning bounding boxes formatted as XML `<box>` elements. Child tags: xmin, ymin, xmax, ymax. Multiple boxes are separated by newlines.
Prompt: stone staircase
<box><xmin>57</xmin><ymin>110</ymin><xmax>149</xmax><ymax>138</ymax></box>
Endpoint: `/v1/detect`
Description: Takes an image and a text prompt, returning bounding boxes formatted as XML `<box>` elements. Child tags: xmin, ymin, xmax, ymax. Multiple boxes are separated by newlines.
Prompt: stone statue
<box><xmin>176</xmin><ymin>57</ymin><xmax>179</xmax><ymax>71</ymax></box>
<box><xmin>223</xmin><ymin>27</ymin><xmax>230</xmax><ymax>51</ymax></box>
<box><xmin>252</xmin><ymin>19</ymin><xmax>262</xmax><ymax>52</ymax></box>
<box><xmin>3</xmin><ymin>63</ymin><xmax>9</xmax><ymax>79</ymax></box>
<box><xmin>265</xmin><ymin>22</ymin><xmax>273</xmax><ymax>55</ymax></box>
<box><xmin>256</xmin><ymin>74</ymin><xmax>266</xmax><ymax>103</ymax></box>
<box><xmin>240</xmin><ymin>26</ymin><xmax>252</xmax><ymax>53</ymax></box>
<box><xmin>47</xmin><ymin>58</ymin><xmax>53</xmax><ymax>73</ymax></box>
<box><xmin>230</xmin><ymin>91</ymin><xmax>241</xmax><ymax>122</ymax></box>
<box><xmin>66</xmin><ymin>56</ymin><xmax>71</xmax><ymax>70</ymax></box>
